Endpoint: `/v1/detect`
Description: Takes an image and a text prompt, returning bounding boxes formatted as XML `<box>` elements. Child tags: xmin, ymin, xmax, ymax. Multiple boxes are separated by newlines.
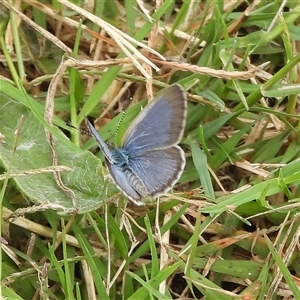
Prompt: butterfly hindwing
<box><xmin>126</xmin><ymin>146</ymin><xmax>185</xmax><ymax>198</ymax></box>
<box><xmin>106</xmin><ymin>161</ymin><xmax>145</xmax><ymax>205</ymax></box>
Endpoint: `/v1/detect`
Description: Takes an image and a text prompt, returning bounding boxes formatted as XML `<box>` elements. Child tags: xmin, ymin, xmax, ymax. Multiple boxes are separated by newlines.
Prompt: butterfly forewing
<box><xmin>86</xmin><ymin>119</ymin><xmax>115</xmax><ymax>164</ymax></box>
<box><xmin>121</xmin><ymin>84</ymin><xmax>186</xmax><ymax>154</ymax></box>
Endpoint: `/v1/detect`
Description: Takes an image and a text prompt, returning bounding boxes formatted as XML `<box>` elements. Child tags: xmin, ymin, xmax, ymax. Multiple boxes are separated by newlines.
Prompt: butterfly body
<box><xmin>108</xmin><ymin>148</ymin><xmax>149</xmax><ymax>197</ymax></box>
<box><xmin>109</xmin><ymin>148</ymin><xmax>130</xmax><ymax>167</ymax></box>
<box><xmin>87</xmin><ymin>84</ymin><xmax>187</xmax><ymax>205</ymax></box>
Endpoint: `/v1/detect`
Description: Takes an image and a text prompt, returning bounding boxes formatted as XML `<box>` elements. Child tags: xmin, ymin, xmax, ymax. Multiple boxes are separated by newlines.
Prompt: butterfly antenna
<box><xmin>115</xmin><ymin>110</ymin><xmax>126</xmax><ymax>139</ymax></box>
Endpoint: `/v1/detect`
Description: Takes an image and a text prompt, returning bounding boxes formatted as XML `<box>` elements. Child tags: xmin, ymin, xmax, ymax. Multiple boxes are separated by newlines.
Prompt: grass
<box><xmin>0</xmin><ymin>0</ymin><xmax>300</xmax><ymax>299</ymax></box>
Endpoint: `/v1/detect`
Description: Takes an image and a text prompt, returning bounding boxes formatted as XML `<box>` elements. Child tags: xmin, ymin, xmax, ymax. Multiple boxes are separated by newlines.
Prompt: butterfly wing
<box><xmin>121</xmin><ymin>84</ymin><xmax>187</xmax><ymax>153</ymax></box>
<box><xmin>106</xmin><ymin>161</ymin><xmax>146</xmax><ymax>205</ymax></box>
<box><xmin>127</xmin><ymin>146</ymin><xmax>186</xmax><ymax>198</ymax></box>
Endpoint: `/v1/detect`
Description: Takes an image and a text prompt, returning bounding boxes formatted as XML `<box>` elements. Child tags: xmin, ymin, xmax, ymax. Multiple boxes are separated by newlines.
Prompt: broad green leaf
<box><xmin>0</xmin><ymin>93</ymin><xmax>110</xmax><ymax>213</ymax></box>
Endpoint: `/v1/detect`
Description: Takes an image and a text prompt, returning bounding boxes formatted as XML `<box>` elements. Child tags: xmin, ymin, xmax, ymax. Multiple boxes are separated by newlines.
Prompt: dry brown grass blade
<box><xmin>56</xmin><ymin>0</ymin><xmax>165</xmax><ymax>78</ymax></box>
<box><xmin>0</xmin><ymin>166</ymin><xmax>71</xmax><ymax>180</ymax></box>
<box><xmin>151</xmin><ymin>58</ymin><xmax>266</xmax><ymax>80</ymax></box>
<box><xmin>1</xmin><ymin>0</ymin><xmax>72</xmax><ymax>54</ymax></box>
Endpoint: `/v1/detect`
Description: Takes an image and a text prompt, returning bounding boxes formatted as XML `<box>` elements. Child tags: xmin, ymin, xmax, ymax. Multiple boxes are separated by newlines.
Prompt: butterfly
<box><xmin>87</xmin><ymin>84</ymin><xmax>187</xmax><ymax>205</ymax></box>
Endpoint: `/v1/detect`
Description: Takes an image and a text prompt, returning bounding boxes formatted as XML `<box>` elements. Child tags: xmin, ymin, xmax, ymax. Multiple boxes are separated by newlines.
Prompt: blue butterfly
<box><xmin>87</xmin><ymin>84</ymin><xmax>187</xmax><ymax>205</ymax></box>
